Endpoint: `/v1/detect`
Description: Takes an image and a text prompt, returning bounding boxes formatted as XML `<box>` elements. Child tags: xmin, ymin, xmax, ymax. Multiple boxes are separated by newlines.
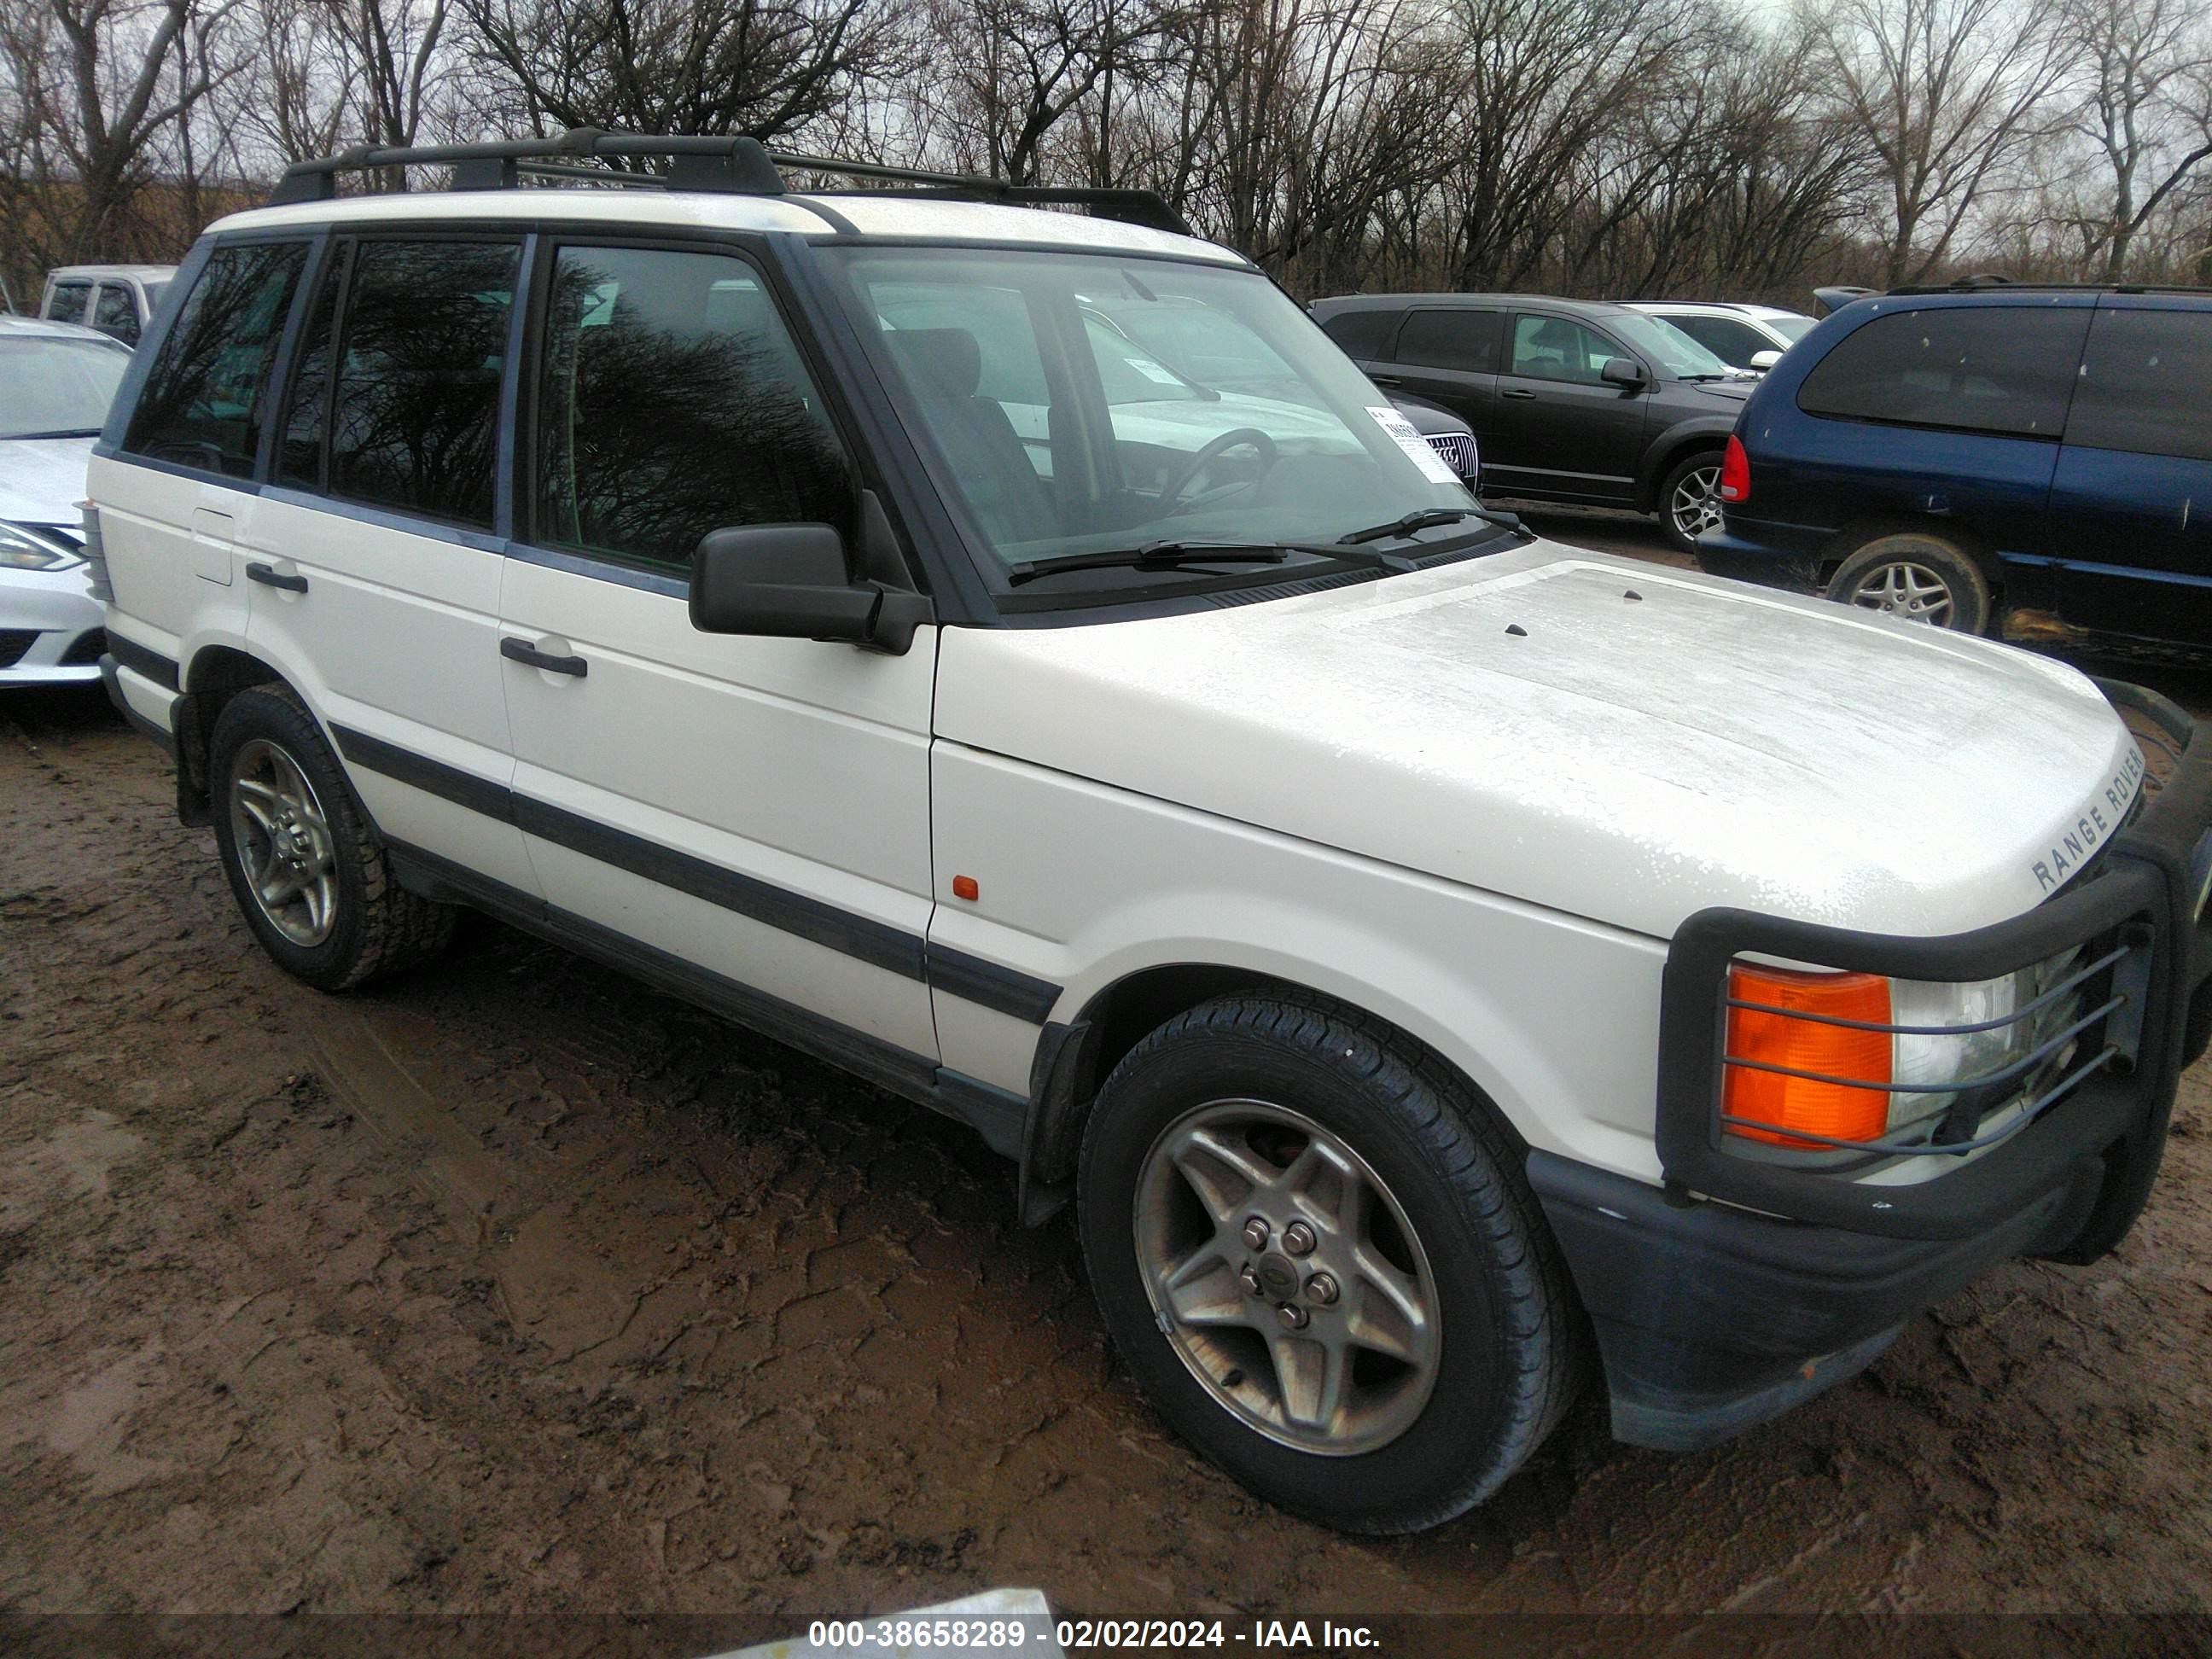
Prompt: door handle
<box><xmin>1501</xmin><ymin>388</ymin><xmax>1537</xmax><ymax>400</ymax></box>
<box><xmin>1369</xmin><ymin>373</ymin><xmax>1403</xmax><ymax>387</ymax></box>
<box><xmin>245</xmin><ymin>562</ymin><xmax>308</xmax><ymax>592</ymax></box>
<box><xmin>500</xmin><ymin>637</ymin><xmax>588</xmax><ymax>678</ymax></box>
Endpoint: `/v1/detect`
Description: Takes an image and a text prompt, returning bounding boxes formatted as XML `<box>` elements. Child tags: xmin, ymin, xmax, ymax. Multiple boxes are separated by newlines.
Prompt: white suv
<box><xmin>91</xmin><ymin>133</ymin><xmax>2212</xmax><ymax>1535</ymax></box>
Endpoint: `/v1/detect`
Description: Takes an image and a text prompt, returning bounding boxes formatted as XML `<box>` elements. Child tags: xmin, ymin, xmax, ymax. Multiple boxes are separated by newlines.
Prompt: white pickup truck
<box><xmin>90</xmin><ymin>132</ymin><xmax>2212</xmax><ymax>1535</ymax></box>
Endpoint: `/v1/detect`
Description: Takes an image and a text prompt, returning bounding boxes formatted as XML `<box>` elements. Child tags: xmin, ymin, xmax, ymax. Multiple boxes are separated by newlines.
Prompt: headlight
<box><xmin>1889</xmin><ymin>950</ymin><xmax>2085</xmax><ymax>1135</ymax></box>
<box><xmin>1723</xmin><ymin>947</ymin><xmax>2091</xmax><ymax>1153</ymax></box>
<box><xmin>0</xmin><ymin>521</ymin><xmax>82</xmax><ymax>571</ymax></box>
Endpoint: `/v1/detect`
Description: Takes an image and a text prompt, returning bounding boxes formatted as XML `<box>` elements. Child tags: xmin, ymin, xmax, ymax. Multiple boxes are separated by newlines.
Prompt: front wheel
<box><xmin>1823</xmin><ymin>530</ymin><xmax>1993</xmax><ymax>633</ymax></box>
<box><xmin>1077</xmin><ymin>994</ymin><xmax>1580</xmax><ymax>1534</ymax></box>
<box><xmin>1659</xmin><ymin>450</ymin><xmax>1725</xmax><ymax>554</ymax></box>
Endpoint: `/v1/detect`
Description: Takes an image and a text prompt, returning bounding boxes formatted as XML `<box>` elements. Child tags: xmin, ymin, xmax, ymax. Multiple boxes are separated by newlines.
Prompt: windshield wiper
<box><xmin>8</xmin><ymin>428</ymin><xmax>102</xmax><ymax>440</ymax></box>
<box><xmin>1337</xmin><ymin>504</ymin><xmax>1533</xmax><ymax>545</ymax></box>
<box><xmin>1006</xmin><ymin>539</ymin><xmax>1292</xmax><ymax>585</ymax></box>
<box><xmin>1005</xmin><ymin>533</ymin><xmax>1437</xmax><ymax>588</ymax></box>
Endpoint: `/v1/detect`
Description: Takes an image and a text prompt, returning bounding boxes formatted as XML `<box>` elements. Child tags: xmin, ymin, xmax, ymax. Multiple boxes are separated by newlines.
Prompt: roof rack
<box><xmin>1883</xmin><ymin>277</ymin><xmax>2212</xmax><ymax>296</ymax></box>
<box><xmin>265</xmin><ymin>129</ymin><xmax>1194</xmax><ymax>238</ymax></box>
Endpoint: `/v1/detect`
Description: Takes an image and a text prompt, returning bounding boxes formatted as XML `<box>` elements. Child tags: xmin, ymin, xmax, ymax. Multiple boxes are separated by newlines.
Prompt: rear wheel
<box><xmin>1824</xmin><ymin>530</ymin><xmax>1993</xmax><ymax>633</ymax></box>
<box><xmin>1659</xmin><ymin>450</ymin><xmax>1725</xmax><ymax>554</ymax></box>
<box><xmin>209</xmin><ymin>686</ymin><xmax>454</xmax><ymax>991</ymax></box>
<box><xmin>1077</xmin><ymin>993</ymin><xmax>1580</xmax><ymax>1534</ymax></box>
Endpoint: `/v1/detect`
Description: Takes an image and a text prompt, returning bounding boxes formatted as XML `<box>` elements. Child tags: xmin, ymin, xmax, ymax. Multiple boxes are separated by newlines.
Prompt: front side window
<box><xmin>1668</xmin><ymin>315</ymin><xmax>1767</xmax><ymax>369</ymax></box>
<box><xmin>1797</xmin><ymin>306</ymin><xmax>2090</xmax><ymax>439</ymax></box>
<box><xmin>534</xmin><ymin>244</ymin><xmax>854</xmax><ymax>574</ymax></box>
<box><xmin>2067</xmin><ymin>308</ymin><xmax>2212</xmax><ymax>463</ymax></box>
<box><xmin>1510</xmin><ymin>315</ymin><xmax>1623</xmax><ymax>384</ymax></box>
<box><xmin>94</xmin><ymin>284</ymin><xmax>141</xmax><ymax>346</ymax></box>
<box><xmin>0</xmin><ymin>336</ymin><xmax>130</xmax><ymax>439</ymax></box>
<box><xmin>47</xmin><ymin>282</ymin><xmax>90</xmax><ymax>324</ymax></box>
<box><xmin>835</xmin><ymin>248</ymin><xmax>1470</xmax><ymax>596</ymax></box>
<box><xmin>1397</xmin><ymin>310</ymin><xmax>1501</xmax><ymax>375</ymax></box>
<box><xmin>123</xmin><ymin>242</ymin><xmax>309</xmax><ymax>476</ymax></box>
<box><xmin>330</xmin><ymin>240</ymin><xmax>517</xmax><ymax>527</ymax></box>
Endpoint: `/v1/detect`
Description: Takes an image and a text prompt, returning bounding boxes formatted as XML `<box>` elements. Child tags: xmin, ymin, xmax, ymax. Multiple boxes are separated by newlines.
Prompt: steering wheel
<box><xmin>1159</xmin><ymin>427</ymin><xmax>1280</xmax><ymax>515</ymax></box>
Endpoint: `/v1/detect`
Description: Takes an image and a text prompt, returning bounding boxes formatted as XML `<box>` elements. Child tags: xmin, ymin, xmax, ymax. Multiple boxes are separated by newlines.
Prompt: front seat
<box><xmin>885</xmin><ymin>328</ymin><xmax>1059</xmax><ymax>546</ymax></box>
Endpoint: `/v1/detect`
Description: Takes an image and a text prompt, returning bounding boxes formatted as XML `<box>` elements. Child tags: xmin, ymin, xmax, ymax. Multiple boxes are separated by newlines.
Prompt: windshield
<box><xmin>1769</xmin><ymin>315</ymin><xmax>1817</xmax><ymax>343</ymax></box>
<box><xmin>1608</xmin><ymin>312</ymin><xmax>1736</xmax><ymax>379</ymax></box>
<box><xmin>0</xmin><ymin>335</ymin><xmax>128</xmax><ymax>438</ymax></box>
<box><xmin>830</xmin><ymin>248</ymin><xmax>1472</xmax><ymax>592</ymax></box>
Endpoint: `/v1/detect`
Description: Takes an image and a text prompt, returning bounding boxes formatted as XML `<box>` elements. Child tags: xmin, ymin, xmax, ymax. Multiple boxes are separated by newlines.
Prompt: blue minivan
<box><xmin>1697</xmin><ymin>286</ymin><xmax>2212</xmax><ymax>642</ymax></box>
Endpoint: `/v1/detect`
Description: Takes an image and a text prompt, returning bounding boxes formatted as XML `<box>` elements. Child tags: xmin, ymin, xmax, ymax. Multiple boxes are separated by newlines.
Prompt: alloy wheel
<box><xmin>1846</xmin><ymin>560</ymin><xmax>1954</xmax><ymax>626</ymax></box>
<box><xmin>1669</xmin><ymin>463</ymin><xmax>1723</xmax><ymax>542</ymax></box>
<box><xmin>228</xmin><ymin>737</ymin><xmax>341</xmax><ymax>947</ymax></box>
<box><xmin>1132</xmin><ymin>1098</ymin><xmax>1441</xmax><ymax>1457</ymax></box>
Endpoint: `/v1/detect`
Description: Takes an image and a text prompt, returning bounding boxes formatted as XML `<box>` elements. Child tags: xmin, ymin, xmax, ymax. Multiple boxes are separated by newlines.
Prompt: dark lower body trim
<box><xmin>384</xmin><ymin>838</ymin><xmax>1028</xmax><ymax>1156</ymax></box>
<box><xmin>105</xmin><ymin>632</ymin><xmax>180</xmax><ymax>692</ymax></box>
<box><xmin>1528</xmin><ymin>1148</ymin><xmax>2104</xmax><ymax>1452</ymax></box>
<box><xmin>329</xmin><ymin>721</ymin><xmax>1060</xmax><ymax>1024</ymax></box>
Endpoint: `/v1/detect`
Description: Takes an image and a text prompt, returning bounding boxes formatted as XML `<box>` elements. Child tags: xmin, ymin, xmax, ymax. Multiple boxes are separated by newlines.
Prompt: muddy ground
<box><xmin>5</xmin><ymin>521</ymin><xmax>2212</xmax><ymax>1645</ymax></box>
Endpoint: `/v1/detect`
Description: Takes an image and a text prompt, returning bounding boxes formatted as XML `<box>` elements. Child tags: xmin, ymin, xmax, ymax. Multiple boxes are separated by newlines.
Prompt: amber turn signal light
<box><xmin>1724</xmin><ymin>965</ymin><xmax>1891</xmax><ymax>1148</ymax></box>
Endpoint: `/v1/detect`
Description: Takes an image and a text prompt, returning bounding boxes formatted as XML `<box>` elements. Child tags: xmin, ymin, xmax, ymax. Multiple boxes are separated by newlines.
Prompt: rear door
<box><xmin>247</xmin><ymin>233</ymin><xmax>538</xmax><ymax>894</ymax></box>
<box><xmin>498</xmin><ymin>238</ymin><xmax>939</xmax><ymax>1063</ymax></box>
<box><xmin>1487</xmin><ymin>312</ymin><xmax>1648</xmax><ymax>502</ymax></box>
<box><xmin>1370</xmin><ymin>307</ymin><xmax>1501</xmax><ymax>450</ymax></box>
<box><xmin>2047</xmin><ymin>301</ymin><xmax>2212</xmax><ymax>643</ymax></box>
<box><xmin>103</xmin><ymin>240</ymin><xmax>313</xmax><ymax>680</ymax></box>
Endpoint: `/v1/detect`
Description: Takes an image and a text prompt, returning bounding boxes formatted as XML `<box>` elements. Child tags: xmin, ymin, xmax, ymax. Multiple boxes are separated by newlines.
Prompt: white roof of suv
<box><xmin>210</xmin><ymin>189</ymin><xmax>1246</xmax><ymax>266</ymax></box>
<box><xmin>44</xmin><ymin>264</ymin><xmax>177</xmax><ymax>284</ymax></box>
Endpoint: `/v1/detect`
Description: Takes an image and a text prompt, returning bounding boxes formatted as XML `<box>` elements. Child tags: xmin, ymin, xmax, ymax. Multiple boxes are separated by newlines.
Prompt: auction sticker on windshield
<box><xmin>1366</xmin><ymin>404</ymin><xmax>1462</xmax><ymax>485</ymax></box>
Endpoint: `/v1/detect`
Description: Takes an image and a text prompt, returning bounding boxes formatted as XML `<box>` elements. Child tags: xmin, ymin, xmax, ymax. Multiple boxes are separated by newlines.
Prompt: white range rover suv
<box><xmin>91</xmin><ymin>133</ymin><xmax>2212</xmax><ymax>1535</ymax></box>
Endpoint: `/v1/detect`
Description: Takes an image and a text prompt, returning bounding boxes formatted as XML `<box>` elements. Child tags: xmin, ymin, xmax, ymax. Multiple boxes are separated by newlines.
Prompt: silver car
<box><xmin>0</xmin><ymin>314</ymin><xmax>130</xmax><ymax>686</ymax></box>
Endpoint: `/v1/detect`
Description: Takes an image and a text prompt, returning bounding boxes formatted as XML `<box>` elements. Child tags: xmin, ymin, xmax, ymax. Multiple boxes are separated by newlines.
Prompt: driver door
<box><xmin>498</xmin><ymin>238</ymin><xmax>940</xmax><ymax>1062</ymax></box>
<box><xmin>1485</xmin><ymin>313</ymin><xmax>1649</xmax><ymax>502</ymax></box>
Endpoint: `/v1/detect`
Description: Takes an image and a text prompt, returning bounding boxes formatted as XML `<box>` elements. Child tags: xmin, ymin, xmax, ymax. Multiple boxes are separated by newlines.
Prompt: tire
<box><xmin>208</xmin><ymin>684</ymin><xmax>454</xmax><ymax>991</ymax></box>
<box><xmin>1823</xmin><ymin>530</ymin><xmax>1994</xmax><ymax>633</ymax></box>
<box><xmin>1658</xmin><ymin>450</ymin><xmax>1724</xmax><ymax>555</ymax></box>
<box><xmin>1076</xmin><ymin>992</ymin><xmax>1580</xmax><ymax>1534</ymax></box>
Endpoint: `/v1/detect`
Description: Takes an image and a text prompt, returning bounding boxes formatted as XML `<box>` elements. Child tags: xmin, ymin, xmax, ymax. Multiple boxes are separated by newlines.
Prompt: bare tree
<box><xmin>1804</xmin><ymin>0</ymin><xmax>2070</xmax><ymax>286</ymax></box>
<box><xmin>457</xmin><ymin>0</ymin><xmax>906</xmax><ymax>143</ymax></box>
<box><xmin>0</xmin><ymin>0</ymin><xmax>249</xmax><ymax>284</ymax></box>
<box><xmin>2054</xmin><ymin>0</ymin><xmax>2212</xmax><ymax>279</ymax></box>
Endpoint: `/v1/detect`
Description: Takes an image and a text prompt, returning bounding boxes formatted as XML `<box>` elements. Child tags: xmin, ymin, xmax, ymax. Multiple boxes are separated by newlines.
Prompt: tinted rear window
<box><xmin>1796</xmin><ymin>306</ymin><xmax>2087</xmax><ymax>438</ymax></box>
<box><xmin>1397</xmin><ymin>310</ymin><xmax>1501</xmax><ymax>374</ymax></box>
<box><xmin>1318</xmin><ymin>308</ymin><xmax>1398</xmax><ymax>359</ymax></box>
<box><xmin>2067</xmin><ymin>308</ymin><xmax>2212</xmax><ymax>463</ymax></box>
<box><xmin>47</xmin><ymin>282</ymin><xmax>90</xmax><ymax>324</ymax></box>
<box><xmin>124</xmin><ymin>243</ymin><xmax>310</xmax><ymax>475</ymax></box>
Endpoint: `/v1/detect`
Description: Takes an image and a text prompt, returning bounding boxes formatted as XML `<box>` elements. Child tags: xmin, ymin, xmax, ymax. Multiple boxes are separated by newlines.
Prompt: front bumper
<box><xmin>1541</xmin><ymin>676</ymin><xmax>2212</xmax><ymax>1451</ymax></box>
<box><xmin>0</xmin><ymin>563</ymin><xmax>104</xmax><ymax>685</ymax></box>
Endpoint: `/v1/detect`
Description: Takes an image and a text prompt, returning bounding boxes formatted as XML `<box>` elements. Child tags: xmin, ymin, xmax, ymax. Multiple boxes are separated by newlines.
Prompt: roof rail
<box><xmin>265</xmin><ymin>129</ymin><xmax>1194</xmax><ymax>238</ymax></box>
<box><xmin>1883</xmin><ymin>277</ymin><xmax>2212</xmax><ymax>297</ymax></box>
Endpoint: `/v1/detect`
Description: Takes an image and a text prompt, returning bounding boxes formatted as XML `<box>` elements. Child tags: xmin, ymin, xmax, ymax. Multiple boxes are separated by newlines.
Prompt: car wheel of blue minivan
<box><xmin>1824</xmin><ymin>531</ymin><xmax>1993</xmax><ymax>634</ymax></box>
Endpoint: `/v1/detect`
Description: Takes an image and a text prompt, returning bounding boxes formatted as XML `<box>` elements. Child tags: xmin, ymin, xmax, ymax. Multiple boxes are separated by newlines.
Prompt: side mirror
<box><xmin>690</xmin><ymin>522</ymin><xmax>928</xmax><ymax>654</ymax></box>
<box><xmin>1599</xmin><ymin>356</ymin><xmax>1647</xmax><ymax>389</ymax></box>
<box><xmin>1748</xmin><ymin>349</ymin><xmax>1783</xmax><ymax>371</ymax></box>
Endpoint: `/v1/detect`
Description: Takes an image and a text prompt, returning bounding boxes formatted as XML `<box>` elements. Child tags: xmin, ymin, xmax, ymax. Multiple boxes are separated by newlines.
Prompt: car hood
<box><xmin>1676</xmin><ymin>377</ymin><xmax>1755</xmax><ymax>405</ymax></box>
<box><xmin>936</xmin><ymin>544</ymin><xmax>2145</xmax><ymax>941</ymax></box>
<box><xmin>0</xmin><ymin>435</ymin><xmax>96</xmax><ymax>530</ymax></box>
